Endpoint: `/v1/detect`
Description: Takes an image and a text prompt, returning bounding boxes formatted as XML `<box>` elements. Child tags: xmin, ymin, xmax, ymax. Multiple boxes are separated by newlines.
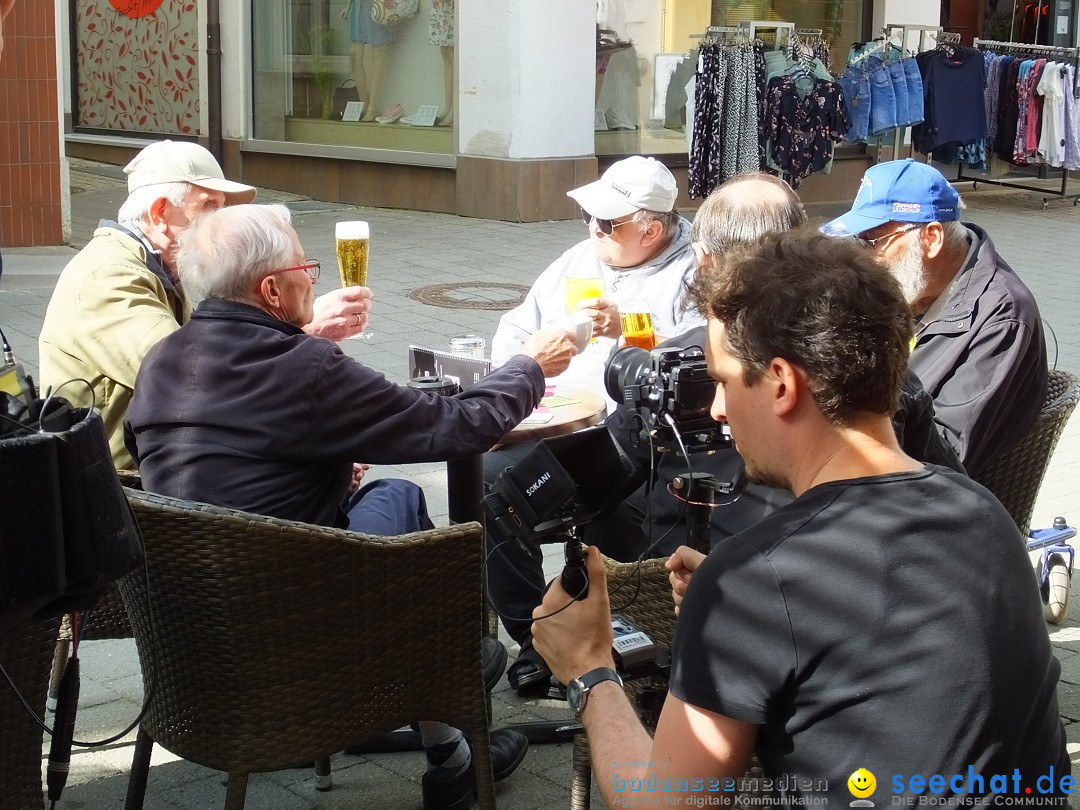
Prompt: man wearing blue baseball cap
<box><xmin>822</xmin><ymin>158</ymin><xmax>1047</xmax><ymax>477</ymax></box>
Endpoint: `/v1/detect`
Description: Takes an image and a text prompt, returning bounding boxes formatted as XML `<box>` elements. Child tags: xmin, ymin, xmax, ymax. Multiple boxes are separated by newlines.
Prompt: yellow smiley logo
<box><xmin>848</xmin><ymin>768</ymin><xmax>876</xmax><ymax>798</ymax></box>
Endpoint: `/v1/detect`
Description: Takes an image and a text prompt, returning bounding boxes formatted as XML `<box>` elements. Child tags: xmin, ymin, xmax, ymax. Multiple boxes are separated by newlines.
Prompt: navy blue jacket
<box><xmin>126</xmin><ymin>299</ymin><xmax>545</xmax><ymax>527</ymax></box>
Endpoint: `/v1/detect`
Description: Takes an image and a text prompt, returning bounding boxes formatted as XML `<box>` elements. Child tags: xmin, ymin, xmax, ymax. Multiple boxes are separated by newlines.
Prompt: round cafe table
<box><xmin>445</xmin><ymin>385</ymin><xmax>608</xmax><ymax>526</ymax></box>
<box><xmin>500</xmin><ymin>385</ymin><xmax>608</xmax><ymax>445</ymax></box>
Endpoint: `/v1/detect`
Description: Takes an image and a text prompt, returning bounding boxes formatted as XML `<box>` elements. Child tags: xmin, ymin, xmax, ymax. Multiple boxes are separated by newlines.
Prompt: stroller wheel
<box><xmin>1043</xmin><ymin>554</ymin><xmax>1071</xmax><ymax>625</ymax></box>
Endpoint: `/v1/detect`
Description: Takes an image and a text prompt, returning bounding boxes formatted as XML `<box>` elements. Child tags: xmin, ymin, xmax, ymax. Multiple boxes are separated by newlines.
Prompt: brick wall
<box><xmin>0</xmin><ymin>0</ymin><xmax>63</xmax><ymax>247</ymax></box>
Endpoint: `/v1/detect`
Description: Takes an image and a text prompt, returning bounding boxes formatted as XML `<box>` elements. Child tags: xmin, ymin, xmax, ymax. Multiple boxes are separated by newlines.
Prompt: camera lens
<box><xmin>407</xmin><ymin>375</ymin><xmax>460</xmax><ymax>397</ymax></box>
<box><xmin>604</xmin><ymin>346</ymin><xmax>652</xmax><ymax>404</ymax></box>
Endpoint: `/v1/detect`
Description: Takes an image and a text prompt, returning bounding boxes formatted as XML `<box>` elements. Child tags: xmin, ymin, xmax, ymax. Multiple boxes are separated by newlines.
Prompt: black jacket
<box><xmin>910</xmin><ymin>223</ymin><xmax>1047</xmax><ymax>477</ymax></box>
<box><xmin>126</xmin><ymin>299</ymin><xmax>545</xmax><ymax>527</ymax></box>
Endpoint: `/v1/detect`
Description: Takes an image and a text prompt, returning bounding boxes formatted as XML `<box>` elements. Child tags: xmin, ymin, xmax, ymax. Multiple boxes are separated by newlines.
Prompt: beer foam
<box><xmin>336</xmin><ymin>221</ymin><xmax>369</xmax><ymax>240</ymax></box>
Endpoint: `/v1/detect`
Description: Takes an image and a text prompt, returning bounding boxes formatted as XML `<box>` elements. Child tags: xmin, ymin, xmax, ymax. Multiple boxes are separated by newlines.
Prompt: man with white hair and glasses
<box><xmin>125</xmin><ymin>203</ymin><xmax>579</xmax><ymax>810</ymax></box>
<box><xmin>823</xmin><ymin>158</ymin><xmax>1047</xmax><ymax>477</ymax></box>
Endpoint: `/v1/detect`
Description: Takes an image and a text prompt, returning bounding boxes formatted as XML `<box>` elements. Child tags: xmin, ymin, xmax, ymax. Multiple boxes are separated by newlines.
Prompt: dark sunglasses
<box><xmin>580</xmin><ymin>209</ymin><xmax>635</xmax><ymax>236</ymax></box>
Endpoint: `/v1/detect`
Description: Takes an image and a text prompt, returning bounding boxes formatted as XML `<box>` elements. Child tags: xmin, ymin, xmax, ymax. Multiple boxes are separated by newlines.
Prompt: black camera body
<box><xmin>605</xmin><ymin>345</ymin><xmax>729</xmax><ymax>455</ymax></box>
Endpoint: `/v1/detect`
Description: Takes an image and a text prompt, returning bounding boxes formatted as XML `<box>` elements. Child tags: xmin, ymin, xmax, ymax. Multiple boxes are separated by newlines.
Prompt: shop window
<box><xmin>251</xmin><ymin>0</ymin><xmax>456</xmax><ymax>156</ymax></box>
<box><xmin>71</xmin><ymin>1</ymin><xmax>200</xmax><ymax>135</ymax></box>
<box><xmin>594</xmin><ymin>0</ymin><xmax>867</xmax><ymax>157</ymax></box>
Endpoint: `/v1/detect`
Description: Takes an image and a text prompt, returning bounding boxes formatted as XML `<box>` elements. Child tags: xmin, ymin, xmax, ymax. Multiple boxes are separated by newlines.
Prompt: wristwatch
<box><xmin>567</xmin><ymin>667</ymin><xmax>623</xmax><ymax>715</ymax></box>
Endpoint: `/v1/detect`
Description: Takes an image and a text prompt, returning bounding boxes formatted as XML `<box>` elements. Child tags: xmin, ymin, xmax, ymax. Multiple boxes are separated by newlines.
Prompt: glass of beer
<box><xmin>619</xmin><ymin>298</ymin><xmax>656</xmax><ymax>350</ymax></box>
<box><xmin>336</xmin><ymin>220</ymin><xmax>371</xmax><ymax>340</ymax></box>
<box><xmin>565</xmin><ymin>266</ymin><xmax>604</xmax><ymax>315</ymax></box>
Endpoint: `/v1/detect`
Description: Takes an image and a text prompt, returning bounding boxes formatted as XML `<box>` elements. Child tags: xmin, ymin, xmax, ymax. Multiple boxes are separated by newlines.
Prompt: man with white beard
<box><xmin>823</xmin><ymin>158</ymin><xmax>1046</xmax><ymax>477</ymax></box>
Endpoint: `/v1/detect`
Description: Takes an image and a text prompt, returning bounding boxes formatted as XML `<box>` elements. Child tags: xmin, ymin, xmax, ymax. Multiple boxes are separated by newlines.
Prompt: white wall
<box><xmin>55</xmin><ymin>0</ymin><xmax>70</xmax><ymax>241</ymax></box>
<box><xmin>221</xmin><ymin>1</ymin><xmax>248</xmax><ymax>141</ymax></box>
<box><xmin>872</xmin><ymin>0</ymin><xmax>943</xmax><ymax>51</ymax></box>
<box><xmin>458</xmin><ymin>0</ymin><xmax>594</xmax><ymax>159</ymax></box>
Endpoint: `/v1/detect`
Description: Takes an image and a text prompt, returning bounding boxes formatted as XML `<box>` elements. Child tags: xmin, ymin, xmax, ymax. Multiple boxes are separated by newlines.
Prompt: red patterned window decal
<box><xmin>107</xmin><ymin>0</ymin><xmax>164</xmax><ymax>19</ymax></box>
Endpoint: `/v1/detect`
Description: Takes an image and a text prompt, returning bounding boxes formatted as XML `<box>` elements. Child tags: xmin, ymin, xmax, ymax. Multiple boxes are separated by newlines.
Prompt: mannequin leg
<box><xmin>439</xmin><ymin>45</ymin><xmax>454</xmax><ymax>126</ymax></box>
<box><xmin>351</xmin><ymin>41</ymin><xmax>370</xmax><ymax>115</ymax></box>
<box><xmin>364</xmin><ymin>44</ymin><xmax>389</xmax><ymax>121</ymax></box>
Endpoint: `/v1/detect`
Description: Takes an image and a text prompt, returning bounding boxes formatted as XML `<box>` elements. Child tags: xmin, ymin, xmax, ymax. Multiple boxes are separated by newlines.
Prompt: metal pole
<box><xmin>206</xmin><ymin>0</ymin><xmax>223</xmax><ymax>163</ymax></box>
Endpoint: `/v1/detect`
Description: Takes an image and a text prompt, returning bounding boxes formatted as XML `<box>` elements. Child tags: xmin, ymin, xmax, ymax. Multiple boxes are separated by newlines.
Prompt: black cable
<box><xmin>1044</xmin><ymin>318</ymin><xmax>1059</xmax><ymax>370</ymax></box>
<box><xmin>484</xmin><ymin>535</ymin><xmax>589</xmax><ymax>624</ymax></box>
<box><xmin>39</xmin><ymin>378</ymin><xmax>96</xmax><ymax>426</ymax></box>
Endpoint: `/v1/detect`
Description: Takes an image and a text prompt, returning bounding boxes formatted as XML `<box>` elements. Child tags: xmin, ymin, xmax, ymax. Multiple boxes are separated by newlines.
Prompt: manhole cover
<box><xmin>409</xmin><ymin>282</ymin><xmax>529</xmax><ymax>310</ymax></box>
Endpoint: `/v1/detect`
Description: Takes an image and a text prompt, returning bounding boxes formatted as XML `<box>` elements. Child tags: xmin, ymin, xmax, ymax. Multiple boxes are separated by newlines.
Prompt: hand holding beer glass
<box><xmin>336</xmin><ymin>221</ymin><xmax>371</xmax><ymax>340</ymax></box>
<box><xmin>619</xmin><ymin>298</ymin><xmax>656</xmax><ymax>350</ymax></box>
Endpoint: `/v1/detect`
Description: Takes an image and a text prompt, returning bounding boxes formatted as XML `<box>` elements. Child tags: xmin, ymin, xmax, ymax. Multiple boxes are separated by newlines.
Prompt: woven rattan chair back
<box><xmin>118</xmin><ymin>489</ymin><xmax>494</xmax><ymax>810</ymax></box>
<box><xmin>0</xmin><ymin>617</ymin><xmax>59</xmax><ymax>810</ymax></box>
<box><xmin>569</xmin><ymin>556</ymin><xmax>766</xmax><ymax>810</ymax></box>
<box><xmin>973</xmin><ymin>369</ymin><xmax>1080</xmax><ymax>536</ymax></box>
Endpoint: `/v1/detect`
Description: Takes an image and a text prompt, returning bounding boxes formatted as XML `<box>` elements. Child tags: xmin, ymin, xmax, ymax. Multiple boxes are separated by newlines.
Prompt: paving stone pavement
<box><xmin>2</xmin><ymin>160</ymin><xmax>1080</xmax><ymax>808</ymax></box>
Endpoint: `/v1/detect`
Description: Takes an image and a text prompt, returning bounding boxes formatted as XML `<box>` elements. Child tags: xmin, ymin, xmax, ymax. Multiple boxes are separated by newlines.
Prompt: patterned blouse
<box><xmin>765</xmin><ymin>75</ymin><xmax>851</xmax><ymax>188</ymax></box>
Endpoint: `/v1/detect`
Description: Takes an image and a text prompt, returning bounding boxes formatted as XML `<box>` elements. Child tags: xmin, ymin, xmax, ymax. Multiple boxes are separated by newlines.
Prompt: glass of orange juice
<box><xmin>619</xmin><ymin>298</ymin><xmax>656</xmax><ymax>350</ymax></box>
<box><xmin>565</xmin><ymin>266</ymin><xmax>604</xmax><ymax>315</ymax></box>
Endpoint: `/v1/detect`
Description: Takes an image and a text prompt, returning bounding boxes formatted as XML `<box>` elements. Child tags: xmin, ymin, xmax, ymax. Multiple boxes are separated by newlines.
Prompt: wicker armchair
<box><xmin>0</xmin><ymin>616</ymin><xmax>60</xmax><ymax>810</ymax></box>
<box><xmin>118</xmin><ymin>488</ymin><xmax>495</xmax><ymax>810</ymax></box>
<box><xmin>973</xmin><ymin>369</ymin><xmax>1080</xmax><ymax>536</ymax></box>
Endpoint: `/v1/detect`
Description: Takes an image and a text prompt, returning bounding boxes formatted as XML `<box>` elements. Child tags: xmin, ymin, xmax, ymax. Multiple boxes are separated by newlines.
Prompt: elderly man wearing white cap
<box><xmin>491</xmin><ymin>155</ymin><xmax>702</xmax><ymax>402</ymax></box>
<box><xmin>39</xmin><ymin>140</ymin><xmax>371</xmax><ymax>468</ymax></box>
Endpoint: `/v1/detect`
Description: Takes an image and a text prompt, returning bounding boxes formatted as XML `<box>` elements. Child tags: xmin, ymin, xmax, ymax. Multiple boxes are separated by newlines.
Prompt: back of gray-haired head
<box><xmin>117</xmin><ymin>182</ymin><xmax>191</xmax><ymax>235</ymax></box>
<box><xmin>692</xmin><ymin>173</ymin><xmax>806</xmax><ymax>252</ymax></box>
<box><xmin>177</xmin><ymin>204</ymin><xmax>295</xmax><ymax>303</ymax></box>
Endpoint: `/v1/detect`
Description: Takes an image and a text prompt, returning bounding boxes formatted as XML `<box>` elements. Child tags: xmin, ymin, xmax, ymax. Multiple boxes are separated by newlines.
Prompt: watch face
<box><xmin>567</xmin><ymin>678</ymin><xmax>585</xmax><ymax>712</ymax></box>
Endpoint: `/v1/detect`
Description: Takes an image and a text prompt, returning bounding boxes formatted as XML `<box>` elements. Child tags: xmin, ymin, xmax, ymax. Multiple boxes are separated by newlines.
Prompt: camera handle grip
<box><xmin>560</xmin><ymin>560</ymin><xmax>589</xmax><ymax>600</ymax></box>
<box><xmin>561</xmin><ymin>533</ymin><xmax>589</xmax><ymax>599</ymax></box>
<box><xmin>543</xmin><ymin>532</ymin><xmax>589</xmax><ymax>601</ymax></box>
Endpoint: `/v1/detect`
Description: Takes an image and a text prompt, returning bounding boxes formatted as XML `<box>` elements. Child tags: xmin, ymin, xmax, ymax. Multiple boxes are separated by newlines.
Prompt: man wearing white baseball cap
<box><xmin>488</xmin><ymin>156</ymin><xmax>701</xmax><ymax>693</ymax></box>
<box><xmin>822</xmin><ymin>158</ymin><xmax>1047</xmax><ymax>476</ymax></box>
<box><xmin>491</xmin><ymin>155</ymin><xmax>702</xmax><ymax>401</ymax></box>
<box><xmin>40</xmin><ymin>140</ymin><xmax>372</xmax><ymax>468</ymax></box>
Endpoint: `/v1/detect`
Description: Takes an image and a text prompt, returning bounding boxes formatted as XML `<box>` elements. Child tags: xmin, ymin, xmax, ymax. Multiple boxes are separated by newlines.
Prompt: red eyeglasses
<box><xmin>252</xmin><ymin>259</ymin><xmax>320</xmax><ymax>292</ymax></box>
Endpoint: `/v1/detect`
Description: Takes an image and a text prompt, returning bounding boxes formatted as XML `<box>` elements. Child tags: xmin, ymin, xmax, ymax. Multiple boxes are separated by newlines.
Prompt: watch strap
<box><xmin>579</xmin><ymin>666</ymin><xmax>623</xmax><ymax>691</ymax></box>
<box><xmin>571</xmin><ymin>666</ymin><xmax>623</xmax><ymax>714</ymax></box>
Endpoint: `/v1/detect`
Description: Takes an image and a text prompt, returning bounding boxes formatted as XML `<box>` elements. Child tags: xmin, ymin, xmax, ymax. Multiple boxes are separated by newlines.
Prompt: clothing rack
<box><xmin>952</xmin><ymin>38</ymin><xmax>1080</xmax><ymax>208</ymax></box>
<box><xmin>737</xmin><ymin>20</ymin><xmax>794</xmax><ymax>51</ymax></box>
<box><xmin>885</xmin><ymin>23</ymin><xmax>945</xmax><ymax>58</ymax></box>
<box><xmin>690</xmin><ymin>25</ymin><xmax>746</xmax><ymax>43</ymax></box>
<box><xmin>974</xmin><ymin>38</ymin><xmax>1079</xmax><ymax>60</ymax></box>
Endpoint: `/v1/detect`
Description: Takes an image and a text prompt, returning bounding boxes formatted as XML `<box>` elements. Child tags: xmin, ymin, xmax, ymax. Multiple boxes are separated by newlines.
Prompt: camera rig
<box><xmin>605</xmin><ymin>344</ymin><xmax>729</xmax><ymax>456</ymax></box>
<box><xmin>485</xmin><ymin>424</ymin><xmax>640</xmax><ymax>600</ymax></box>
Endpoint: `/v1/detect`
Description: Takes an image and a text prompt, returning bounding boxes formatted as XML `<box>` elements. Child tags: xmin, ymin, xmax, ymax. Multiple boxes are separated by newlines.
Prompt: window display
<box><xmin>594</xmin><ymin>0</ymin><xmax>868</xmax><ymax>157</ymax></box>
<box><xmin>251</xmin><ymin>0</ymin><xmax>455</xmax><ymax>156</ymax></box>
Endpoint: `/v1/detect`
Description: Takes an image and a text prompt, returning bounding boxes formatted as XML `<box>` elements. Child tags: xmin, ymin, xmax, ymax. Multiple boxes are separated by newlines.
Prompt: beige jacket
<box><xmin>38</xmin><ymin>224</ymin><xmax>191</xmax><ymax>469</ymax></box>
